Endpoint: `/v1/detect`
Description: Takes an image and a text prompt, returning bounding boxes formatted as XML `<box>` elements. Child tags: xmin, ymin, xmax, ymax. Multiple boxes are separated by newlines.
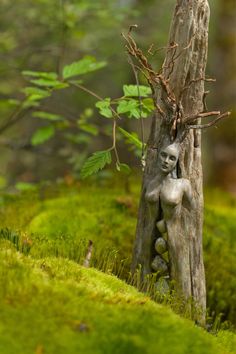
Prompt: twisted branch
<box><xmin>187</xmin><ymin>112</ymin><xmax>230</xmax><ymax>129</ymax></box>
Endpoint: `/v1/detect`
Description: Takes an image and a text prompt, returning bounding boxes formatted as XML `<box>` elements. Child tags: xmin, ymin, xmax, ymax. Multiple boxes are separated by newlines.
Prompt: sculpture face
<box><xmin>159</xmin><ymin>144</ymin><xmax>179</xmax><ymax>174</ymax></box>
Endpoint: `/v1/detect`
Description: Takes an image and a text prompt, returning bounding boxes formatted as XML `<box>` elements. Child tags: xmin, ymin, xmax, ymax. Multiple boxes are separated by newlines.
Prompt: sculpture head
<box><xmin>159</xmin><ymin>143</ymin><xmax>180</xmax><ymax>174</ymax></box>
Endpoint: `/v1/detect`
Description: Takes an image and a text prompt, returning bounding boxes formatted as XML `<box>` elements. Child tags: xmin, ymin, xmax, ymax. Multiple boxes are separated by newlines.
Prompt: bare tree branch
<box><xmin>122</xmin><ymin>29</ymin><xmax>176</xmax><ymax>105</ymax></box>
<box><xmin>180</xmin><ymin>77</ymin><xmax>215</xmax><ymax>99</ymax></box>
<box><xmin>83</xmin><ymin>240</ymin><xmax>93</xmax><ymax>268</ymax></box>
<box><xmin>70</xmin><ymin>82</ymin><xmax>121</xmax><ymax>120</ymax></box>
<box><xmin>187</xmin><ymin>111</ymin><xmax>230</xmax><ymax>129</ymax></box>
<box><xmin>185</xmin><ymin>110</ymin><xmax>221</xmax><ymax>124</ymax></box>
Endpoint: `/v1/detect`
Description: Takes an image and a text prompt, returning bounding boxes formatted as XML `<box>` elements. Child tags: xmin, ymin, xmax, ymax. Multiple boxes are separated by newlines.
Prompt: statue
<box><xmin>124</xmin><ymin>17</ymin><xmax>229</xmax><ymax>325</ymax></box>
<box><xmin>145</xmin><ymin>142</ymin><xmax>195</xmax><ymax>298</ymax></box>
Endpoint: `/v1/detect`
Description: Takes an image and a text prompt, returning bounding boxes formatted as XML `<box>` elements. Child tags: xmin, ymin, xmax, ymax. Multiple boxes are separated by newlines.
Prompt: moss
<box><xmin>0</xmin><ymin>244</ymin><xmax>234</xmax><ymax>354</ymax></box>
<box><xmin>0</xmin><ymin>185</ymin><xmax>137</xmax><ymax>260</ymax></box>
<box><xmin>204</xmin><ymin>204</ymin><xmax>236</xmax><ymax>325</ymax></box>
<box><xmin>0</xmin><ymin>182</ymin><xmax>235</xmax><ymax>328</ymax></box>
<box><xmin>216</xmin><ymin>331</ymin><xmax>236</xmax><ymax>353</ymax></box>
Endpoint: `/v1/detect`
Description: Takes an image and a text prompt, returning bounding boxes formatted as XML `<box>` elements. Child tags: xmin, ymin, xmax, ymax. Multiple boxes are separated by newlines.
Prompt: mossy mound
<box><xmin>0</xmin><ymin>181</ymin><xmax>235</xmax><ymax>329</ymax></box>
<box><xmin>0</xmin><ymin>242</ymin><xmax>235</xmax><ymax>354</ymax></box>
<box><xmin>0</xmin><ymin>183</ymin><xmax>137</xmax><ymax>259</ymax></box>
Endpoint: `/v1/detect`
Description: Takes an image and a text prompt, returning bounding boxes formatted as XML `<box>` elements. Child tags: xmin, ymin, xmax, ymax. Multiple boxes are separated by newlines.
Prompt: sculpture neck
<box><xmin>160</xmin><ymin>171</ymin><xmax>176</xmax><ymax>181</ymax></box>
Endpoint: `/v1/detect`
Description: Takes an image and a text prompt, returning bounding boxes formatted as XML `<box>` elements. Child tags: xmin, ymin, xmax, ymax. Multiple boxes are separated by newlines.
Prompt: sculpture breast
<box><xmin>159</xmin><ymin>179</ymin><xmax>187</xmax><ymax>221</ymax></box>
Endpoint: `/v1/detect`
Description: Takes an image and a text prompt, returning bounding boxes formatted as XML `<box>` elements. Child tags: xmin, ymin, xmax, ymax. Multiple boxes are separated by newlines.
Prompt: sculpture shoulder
<box><xmin>181</xmin><ymin>178</ymin><xmax>195</xmax><ymax>208</ymax></box>
<box><xmin>169</xmin><ymin>178</ymin><xmax>191</xmax><ymax>192</ymax></box>
<box><xmin>181</xmin><ymin>178</ymin><xmax>191</xmax><ymax>191</ymax></box>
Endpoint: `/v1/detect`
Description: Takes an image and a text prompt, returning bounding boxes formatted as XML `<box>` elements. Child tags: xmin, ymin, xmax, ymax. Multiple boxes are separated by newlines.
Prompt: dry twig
<box><xmin>83</xmin><ymin>240</ymin><xmax>93</xmax><ymax>268</ymax></box>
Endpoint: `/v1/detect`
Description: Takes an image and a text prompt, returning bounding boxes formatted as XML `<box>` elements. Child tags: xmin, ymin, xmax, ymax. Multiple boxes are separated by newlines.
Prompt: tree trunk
<box><xmin>132</xmin><ymin>0</ymin><xmax>210</xmax><ymax>325</ymax></box>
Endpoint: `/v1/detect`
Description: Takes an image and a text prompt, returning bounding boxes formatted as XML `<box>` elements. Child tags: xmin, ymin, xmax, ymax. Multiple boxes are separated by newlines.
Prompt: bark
<box><xmin>132</xmin><ymin>0</ymin><xmax>210</xmax><ymax>325</ymax></box>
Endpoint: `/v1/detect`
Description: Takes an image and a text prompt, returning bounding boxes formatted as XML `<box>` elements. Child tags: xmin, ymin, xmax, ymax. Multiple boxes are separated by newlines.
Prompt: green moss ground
<box><xmin>0</xmin><ymin>182</ymin><xmax>137</xmax><ymax>258</ymax></box>
<box><xmin>0</xmin><ymin>241</ymin><xmax>235</xmax><ymax>354</ymax></box>
<box><xmin>0</xmin><ymin>179</ymin><xmax>235</xmax><ymax>353</ymax></box>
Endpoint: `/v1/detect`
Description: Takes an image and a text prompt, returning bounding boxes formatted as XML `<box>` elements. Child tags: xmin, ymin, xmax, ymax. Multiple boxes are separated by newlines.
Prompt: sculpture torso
<box><xmin>160</xmin><ymin>177</ymin><xmax>188</xmax><ymax>220</ymax></box>
<box><xmin>145</xmin><ymin>176</ymin><xmax>190</xmax><ymax>220</ymax></box>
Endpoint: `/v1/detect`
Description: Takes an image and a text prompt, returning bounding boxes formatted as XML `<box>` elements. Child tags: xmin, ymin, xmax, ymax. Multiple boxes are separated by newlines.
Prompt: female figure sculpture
<box><xmin>145</xmin><ymin>142</ymin><xmax>195</xmax><ymax>299</ymax></box>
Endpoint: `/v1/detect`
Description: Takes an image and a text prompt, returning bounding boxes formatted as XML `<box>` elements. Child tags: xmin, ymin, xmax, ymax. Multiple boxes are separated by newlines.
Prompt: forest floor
<box><xmin>0</xmin><ymin>176</ymin><xmax>235</xmax><ymax>354</ymax></box>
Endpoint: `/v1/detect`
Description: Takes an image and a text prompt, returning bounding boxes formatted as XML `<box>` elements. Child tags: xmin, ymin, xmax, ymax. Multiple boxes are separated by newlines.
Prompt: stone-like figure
<box><xmin>145</xmin><ymin>142</ymin><xmax>195</xmax><ymax>298</ymax></box>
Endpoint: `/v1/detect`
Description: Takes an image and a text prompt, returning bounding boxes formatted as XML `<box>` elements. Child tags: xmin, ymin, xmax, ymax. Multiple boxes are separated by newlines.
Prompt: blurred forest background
<box><xmin>0</xmin><ymin>0</ymin><xmax>235</xmax><ymax>192</ymax></box>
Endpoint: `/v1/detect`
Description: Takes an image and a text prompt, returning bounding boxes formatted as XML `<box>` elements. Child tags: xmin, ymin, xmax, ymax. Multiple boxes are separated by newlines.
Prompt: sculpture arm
<box><xmin>183</xmin><ymin>179</ymin><xmax>196</xmax><ymax>210</ymax></box>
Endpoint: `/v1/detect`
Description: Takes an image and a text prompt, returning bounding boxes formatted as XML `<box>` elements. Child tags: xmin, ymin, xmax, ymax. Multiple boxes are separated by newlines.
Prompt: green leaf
<box><xmin>32</xmin><ymin>111</ymin><xmax>64</xmax><ymax>121</ymax></box>
<box><xmin>128</xmin><ymin>98</ymin><xmax>154</xmax><ymax>118</ymax></box>
<box><xmin>65</xmin><ymin>133</ymin><xmax>91</xmax><ymax>145</ymax></box>
<box><xmin>31</xmin><ymin>125</ymin><xmax>55</xmax><ymax>146</ymax></box>
<box><xmin>26</xmin><ymin>95</ymin><xmax>43</xmax><ymax>102</ymax></box>
<box><xmin>22</xmin><ymin>71</ymin><xmax>58</xmax><ymax>80</ymax></box>
<box><xmin>22</xmin><ymin>87</ymin><xmax>51</xmax><ymax>99</ymax></box>
<box><xmin>83</xmin><ymin>108</ymin><xmax>93</xmax><ymax>118</ymax></box>
<box><xmin>63</xmin><ymin>56</ymin><xmax>107</xmax><ymax>79</ymax></box>
<box><xmin>142</xmin><ymin>98</ymin><xmax>155</xmax><ymax>112</ymax></box>
<box><xmin>98</xmin><ymin>107</ymin><xmax>113</xmax><ymax>118</ymax></box>
<box><xmin>129</xmin><ymin>107</ymin><xmax>147</xmax><ymax>119</ymax></box>
<box><xmin>118</xmin><ymin>127</ymin><xmax>143</xmax><ymax>150</ymax></box>
<box><xmin>22</xmin><ymin>100</ymin><xmax>40</xmax><ymax>109</ymax></box>
<box><xmin>95</xmin><ymin>98</ymin><xmax>110</xmax><ymax>109</ymax></box>
<box><xmin>116</xmin><ymin>98</ymin><xmax>150</xmax><ymax>118</ymax></box>
<box><xmin>7</xmin><ymin>99</ymin><xmax>21</xmax><ymax>106</ymax></box>
<box><xmin>95</xmin><ymin>98</ymin><xmax>113</xmax><ymax>118</ymax></box>
<box><xmin>0</xmin><ymin>99</ymin><xmax>19</xmax><ymax>110</ymax></box>
<box><xmin>51</xmin><ymin>82</ymin><xmax>69</xmax><ymax>90</ymax></box>
<box><xmin>117</xmin><ymin>99</ymin><xmax>138</xmax><ymax>114</ymax></box>
<box><xmin>15</xmin><ymin>182</ymin><xmax>37</xmax><ymax>191</ymax></box>
<box><xmin>81</xmin><ymin>150</ymin><xmax>112</xmax><ymax>178</ymax></box>
<box><xmin>123</xmin><ymin>85</ymin><xmax>152</xmax><ymax>97</ymax></box>
<box><xmin>116</xmin><ymin>163</ymin><xmax>131</xmax><ymax>174</ymax></box>
<box><xmin>79</xmin><ymin>123</ymin><xmax>98</xmax><ymax>136</ymax></box>
<box><xmin>30</xmin><ymin>78</ymin><xmax>67</xmax><ymax>88</ymax></box>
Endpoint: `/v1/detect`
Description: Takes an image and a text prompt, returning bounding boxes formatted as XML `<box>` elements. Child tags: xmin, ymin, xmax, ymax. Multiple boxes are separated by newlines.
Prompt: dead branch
<box><xmin>185</xmin><ymin>110</ymin><xmax>221</xmax><ymax>124</ymax></box>
<box><xmin>170</xmin><ymin>30</ymin><xmax>197</xmax><ymax>63</ymax></box>
<box><xmin>203</xmin><ymin>90</ymin><xmax>210</xmax><ymax>111</ymax></box>
<box><xmin>83</xmin><ymin>240</ymin><xmax>93</xmax><ymax>268</ymax></box>
<box><xmin>122</xmin><ymin>28</ymin><xmax>175</xmax><ymax>103</ymax></box>
<box><xmin>161</xmin><ymin>42</ymin><xmax>178</xmax><ymax>77</ymax></box>
<box><xmin>148</xmin><ymin>42</ymin><xmax>178</xmax><ymax>59</ymax></box>
<box><xmin>180</xmin><ymin>77</ymin><xmax>215</xmax><ymax>99</ymax></box>
<box><xmin>122</xmin><ymin>26</ymin><xmax>231</xmax><ymax>144</ymax></box>
<box><xmin>187</xmin><ymin>111</ymin><xmax>230</xmax><ymax>129</ymax></box>
<box><xmin>122</xmin><ymin>32</ymin><xmax>156</xmax><ymax>78</ymax></box>
<box><xmin>163</xmin><ymin>32</ymin><xmax>197</xmax><ymax>81</ymax></box>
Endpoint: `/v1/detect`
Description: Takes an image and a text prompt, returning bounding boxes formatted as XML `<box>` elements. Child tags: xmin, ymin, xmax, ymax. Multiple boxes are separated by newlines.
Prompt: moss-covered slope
<box><xmin>0</xmin><ymin>180</ymin><xmax>235</xmax><ymax>353</ymax></box>
<box><xmin>0</xmin><ymin>242</ymin><xmax>235</xmax><ymax>354</ymax></box>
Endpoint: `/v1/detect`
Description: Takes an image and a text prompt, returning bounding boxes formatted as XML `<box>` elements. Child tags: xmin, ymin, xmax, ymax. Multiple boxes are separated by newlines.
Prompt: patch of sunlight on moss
<box><xmin>28</xmin><ymin>209</ymin><xmax>99</xmax><ymax>239</ymax></box>
<box><xmin>27</xmin><ymin>194</ymin><xmax>136</xmax><ymax>258</ymax></box>
<box><xmin>0</xmin><ymin>244</ymin><xmax>234</xmax><ymax>354</ymax></box>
